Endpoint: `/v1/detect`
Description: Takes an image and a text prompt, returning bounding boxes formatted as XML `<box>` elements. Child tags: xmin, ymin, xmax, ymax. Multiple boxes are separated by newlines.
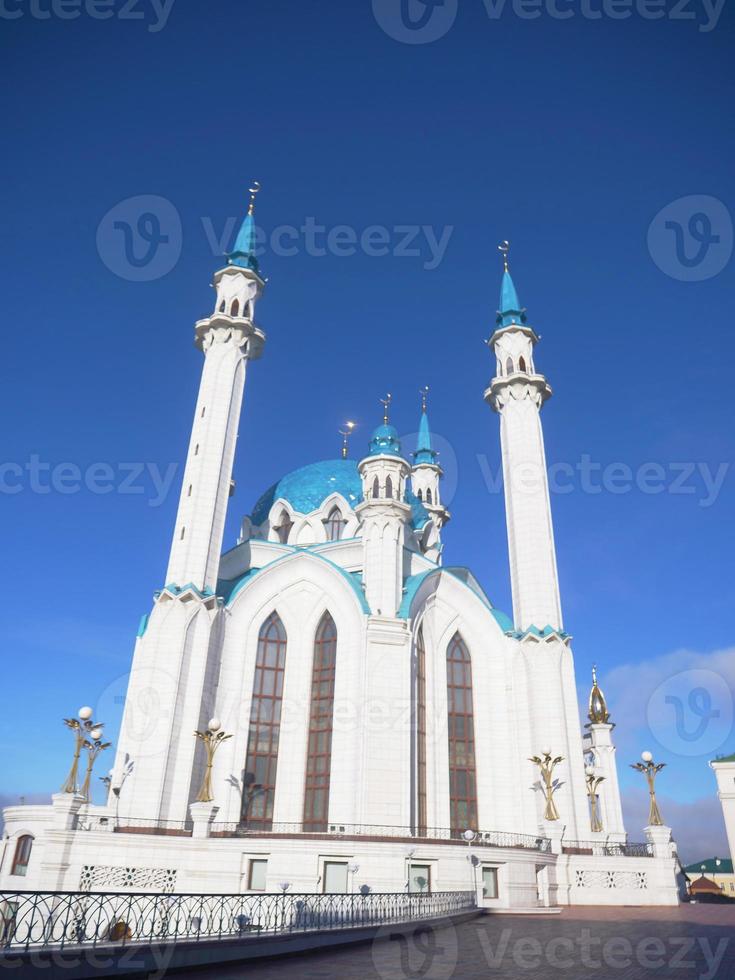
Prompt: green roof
<box><xmin>712</xmin><ymin>752</ymin><xmax>735</xmax><ymax>763</ymax></box>
<box><xmin>683</xmin><ymin>857</ymin><xmax>733</xmax><ymax>874</ymax></box>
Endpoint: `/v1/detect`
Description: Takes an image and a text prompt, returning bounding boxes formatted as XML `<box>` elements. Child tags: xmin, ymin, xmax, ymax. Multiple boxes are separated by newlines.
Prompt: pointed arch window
<box><xmin>11</xmin><ymin>835</ymin><xmax>33</xmax><ymax>877</ymax></box>
<box><xmin>218</xmin><ymin>301</ymin><xmax>226</xmax><ymax>313</ymax></box>
<box><xmin>415</xmin><ymin>627</ymin><xmax>427</xmax><ymax>837</ymax></box>
<box><xmin>372</xmin><ymin>476</ymin><xmax>380</xmax><ymax>499</ymax></box>
<box><xmin>325</xmin><ymin>507</ymin><xmax>346</xmax><ymax>542</ymax></box>
<box><xmin>506</xmin><ymin>357</ymin><xmax>514</xmax><ymax>375</ymax></box>
<box><xmin>519</xmin><ymin>356</ymin><xmax>527</xmax><ymax>373</ymax></box>
<box><xmin>275</xmin><ymin>510</ymin><xmax>293</xmax><ymax>544</ymax></box>
<box><xmin>417</xmin><ymin>489</ymin><xmax>423</xmax><ymax>501</ymax></box>
<box><xmin>385</xmin><ymin>476</ymin><xmax>393</xmax><ymax>499</ymax></box>
<box><xmin>303</xmin><ymin>612</ymin><xmax>337</xmax><ymax>832</ymax></box>
<box><xmin>231</xmin><ymin>299</ymin><xmax>239</xmax><ymax>317</ymax></box>
<box><xmin>446</xmin><ymin>633</ymin><xmax>478</xmax><ymax>834</ymax></box>
<box><xmin>426</xmin><ymin>488</ymin><xmax>433</xmax><ymax>505</ymax></box>
<box><xmin>242</xmin><ymin>613</ymin><xmax>287</xmax><ymax>830</ymax></box>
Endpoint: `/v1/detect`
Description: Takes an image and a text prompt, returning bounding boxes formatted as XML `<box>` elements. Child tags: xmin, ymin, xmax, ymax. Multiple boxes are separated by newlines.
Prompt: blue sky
<box><xmin>1</xmin><ymin>1</ymin><xmax>733</xmax><ymax>861</ymax></box>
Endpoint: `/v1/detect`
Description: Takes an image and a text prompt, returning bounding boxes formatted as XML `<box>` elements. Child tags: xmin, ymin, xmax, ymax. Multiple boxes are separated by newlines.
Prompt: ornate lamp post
<box><xmin>193</xmin><ymin>719</ymin><xmax>232</xmax><ymax>803</ymax></box>
<box><xmin>61</xmin><ymin>706</ymin><xmax>100</xmax><ymax>795</ymax></box>
<box><xmin>80</xmin><ymin>726</ymin><xmax>111</xmax><ymax>802</ymax></box>
<box><xmin>529</xmin><ymin>748</ymin><xmax>564</xmax><ymax>821</ymax></box>
<box><xmin>585</xmin><ymin>765</ymin><xmax>605</xmax><ymax>833</ymax></box>
<box><xmin>463</xmin><ymin>829</ymin><xmax>478</xmax><ymax>894</ymax></box>
<box><xmin>631</xmin><ymin>751</ymin><xmax>666</xmax><ymax>826</ymax></box>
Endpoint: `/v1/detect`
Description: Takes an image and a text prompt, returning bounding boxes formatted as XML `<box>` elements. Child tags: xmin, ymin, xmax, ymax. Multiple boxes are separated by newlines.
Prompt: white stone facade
<box><xmin>0</xmin><ymin>239</ymin><xmax>679</xmax><ymax>908</ymax></box>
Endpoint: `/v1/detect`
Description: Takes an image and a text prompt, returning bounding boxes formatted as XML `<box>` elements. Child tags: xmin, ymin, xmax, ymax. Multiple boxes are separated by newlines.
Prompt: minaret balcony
<box><xmin>484</xmin><ymin>372</ymin><xmax>552</xmax><ymax>410</ymax></box>
<box><xmin>194</xmin><ymin>314</ymin><xmax>266</xmax><ymax>358</ymax></box>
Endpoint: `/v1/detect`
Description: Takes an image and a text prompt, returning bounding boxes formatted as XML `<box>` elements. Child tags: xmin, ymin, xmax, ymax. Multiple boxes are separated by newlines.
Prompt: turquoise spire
<box><xmin>227</xmin><ymin>182</ymin><xmax>261</xmax><ymax>273</ymax></box>
<box><xmin>414</xmin><ymin>387</ymin><xmax>438</xmax><ymax>466</ymax></box>
<box><xmin>496</xmin><ymin>241</ymin><xmax>527</xmax><ymax>328</ymax></box>
<box><xmin>368</xmin><ymin>394</ymin><xmax>403</xmax><ymax>457</ymax></box>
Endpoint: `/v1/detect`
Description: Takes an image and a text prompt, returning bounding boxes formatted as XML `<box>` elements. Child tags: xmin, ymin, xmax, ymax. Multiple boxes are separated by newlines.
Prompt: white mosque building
<box><xmin>0</xmin><ymin>193</ymin><xmax>679</xmax><ymax>908</ymax></box>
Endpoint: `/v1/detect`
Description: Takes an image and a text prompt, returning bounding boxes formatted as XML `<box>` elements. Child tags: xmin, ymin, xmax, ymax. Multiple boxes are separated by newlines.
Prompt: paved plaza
<box><xmin>170</xmin><ymin>905</ymin><xmax>735</xmax><ymax>980</ymax></box>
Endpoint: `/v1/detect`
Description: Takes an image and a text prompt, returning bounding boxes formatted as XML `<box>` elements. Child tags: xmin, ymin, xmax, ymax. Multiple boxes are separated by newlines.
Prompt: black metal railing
<box><xmin>561</xmin><ymin>840</ymin><xmax>654</xmax><ymax>858</ymax></box>
<box><xmin>78</xmin><ymin>816</ymin><xmax>193</xmax><ymax>837</ymax></box>
<box><xmin>74</xmin><ymin>817</ymin><xmax>550</xmax><ymax>851</ymax></box>
<box><xmin>209</xmin><ymin>822</ymin><xmax>552</xmax><ymax>852</ymax></box>
<box><xmin>0</xmin><ymin>889</ymin><xmax>475</xmax><ymax>952</ymax></box>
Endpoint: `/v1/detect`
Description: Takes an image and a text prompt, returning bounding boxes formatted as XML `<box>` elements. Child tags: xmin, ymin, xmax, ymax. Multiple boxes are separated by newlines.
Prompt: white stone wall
<box><xmin>711</xmin><ymin>759</ymin><xmax>735</xmax><ymax>867</ymax></box>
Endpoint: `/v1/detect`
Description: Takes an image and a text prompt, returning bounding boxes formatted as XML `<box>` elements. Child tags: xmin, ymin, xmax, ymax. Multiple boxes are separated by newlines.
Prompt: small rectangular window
<box><xmin>482</xmin><ymin>867</ymin><xmax>499</xmax><ymax>900</ymax></box>
<box><xmin>248</xmin><ymin>859</ymin><xmax>267</xmax><ymax>891</ymax></box>
<box><xmin>323</xmin><ymin>861</ymin><xmax>349</xmax><ymax>893</ymax></box>
<box><xmin>408</xmin><ymin>864</ymin><xmax>431</xmax><ymax>894</ymax></box>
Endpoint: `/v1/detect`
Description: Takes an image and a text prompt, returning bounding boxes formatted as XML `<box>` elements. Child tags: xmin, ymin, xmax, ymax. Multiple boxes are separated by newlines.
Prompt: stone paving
<box><xmin>172</xmin><ymin>905</ymin><xmax>735</xmax><ymax>980</ymax></box>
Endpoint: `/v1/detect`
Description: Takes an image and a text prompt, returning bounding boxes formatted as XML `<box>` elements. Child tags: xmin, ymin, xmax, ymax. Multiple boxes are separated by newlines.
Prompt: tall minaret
<box><xmin>355</xmin><ymin>396</ymin><xmax>411</xmax><ymax>616</ymax></box>
<box><xmin>165</xmin><ymin>184</ymin><xmax>266</xmax><ymax>593</ymax></box>
<box><xmin>485</xmin><ymin>244</ymin><xmax>562</xmax><ymax>632</ymax></box>
<box><xmin>112</xmin><ymin>189</ymin><xmax>267</xmax><ymax>824</ymax></box>
<box><xmin>410</xmin><ymin>387</ymin><xmax>450</xmax><ymax>542</ymax></box>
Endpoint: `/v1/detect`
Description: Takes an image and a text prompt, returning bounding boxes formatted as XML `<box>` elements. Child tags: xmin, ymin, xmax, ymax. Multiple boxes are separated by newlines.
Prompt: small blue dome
<box><xmin>368</xmin><ymin>423</ymin><xmax>402</xmax><ymax>457</ymax></box>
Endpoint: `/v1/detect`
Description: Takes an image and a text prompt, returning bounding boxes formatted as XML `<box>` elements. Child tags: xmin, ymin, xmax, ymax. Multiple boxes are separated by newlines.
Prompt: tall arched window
<box><xmin>303</xmin><ymin>612</ymin><xmax>337</xmax><ymax>832</ymax></box>
<box><xmin>372</xmin><ymin>476</ymin><xmax>380</xmax><ymax>499</ymax></box>
<box><xmin>426</xmin><ymin>488</ymin><xmax>433</xmax><ymax>505</ymax></box>
<box><xmin>415</xmin><ymin>627</ymin><xmax>427</xmax><ymax>837</ymax></box>
<box><xmin>231</xmin><ymin>299</ymin><xmax>239</xmax><ymax>317</ymax></box>
<box><xmin>385</xmin><ymin>476</ymin><xmax>393</xmax><ymax>499</ymax></box>
<box><xmin>506</xmin><ymin>357</ymin><xmax>514</xmax><ymax>375</ymax></box>
<box><xmin>519</xmin><ymin>356</ymin><xmax>527</xmax><ymax>373</ymax></box>
<box><xmin>11</xmin><ymin>835</ymin><xmax>33</xmax><ymax>877</ymax></box>
<box><xmin>243</xmin><ymin>613</ymin><xmax>287</xmax><ymax>830</ymax></box>
<box><xmin>417</xmin><ymin>489</ymin><xmax>423</xmax><ymax>501</ymax></box>
<box><xmin>325</xmin><ymin>507</ymin><xmax>346</xmax><ymax>542</ymax></box>
<box><xmin>446</xmin><ymin>633</ymin><xmax>478</xmax><ymax>834</ymax></box>
<box><xmin>275</xmin><ymin>510</ymin><xmax>293</xmax><ymax>544</ymax></box>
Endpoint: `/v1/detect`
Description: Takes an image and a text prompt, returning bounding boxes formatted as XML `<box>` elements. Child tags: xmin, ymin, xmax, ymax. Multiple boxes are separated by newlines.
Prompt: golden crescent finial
<box><xmin>380</xmin><ymin>393</ymin><xmax>392</xmax><ymax>425</ymax></box>
<box><xmin>339</xmin><ymin>420</ymin><xmax>356</xmax><ymax>459</ymax></box>
<box><xmin>498</xmin><ymin>240</ymin><xmax>510</xmax><ymax>273</ymax></box>
<box><xmin>247</xmin><ymin>181</ymin><xmax>262</xmax><ymax>216</ymax></box>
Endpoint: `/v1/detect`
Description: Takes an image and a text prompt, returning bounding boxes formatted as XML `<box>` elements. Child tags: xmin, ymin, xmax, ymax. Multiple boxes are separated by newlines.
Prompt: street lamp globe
<box><xmin>541</xmin><ymin>746</ymin><xmax>551</xmax><ymax>757</ymax></box>
<box><xmin>79</xmin><ymin>706</ymin><xmax>93</xmax><ymax>721</ymax></box>
<box><xmin>641</xmin><ymin>750</ymin><xmax>653</xmax><ymax>763</ymax></box>
<box><xmin>90</xmin><ymin>728</ymin><xmax>103</xmax><ymax>741</ymax></box>
<box><xmin>463</xmin><ymin>829</ymin><xmax>476</xmax><ymax>842</ymax></box>
<box><xmin>208</xmin><ymin>718</ymin><xmax>221</xmax><ymax>733</ymax></box>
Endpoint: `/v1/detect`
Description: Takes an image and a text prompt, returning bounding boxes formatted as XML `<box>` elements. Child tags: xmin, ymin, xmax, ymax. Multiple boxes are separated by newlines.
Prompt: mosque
<box><xmin>0</xmin><ymin>191</ymin><xmax>679</xmax><ymax>907</ymax></box>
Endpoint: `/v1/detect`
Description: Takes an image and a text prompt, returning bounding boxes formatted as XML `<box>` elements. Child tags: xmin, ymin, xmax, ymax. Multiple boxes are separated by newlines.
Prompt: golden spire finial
<box><xmin>588</xmin><ymin>664</ymin><xmax>610</xmax><ymax>725</ymax></box>
<box><xmin>339</xmin><ymin>420</ymin><xmax>356</xmax><ymax>459</ymax></box>
<box><xmin>247</xmin><ymin>181</ymin><xmax>261</xmax><ymax>216</ymax></box>
<box><xmin>380</xmin><ymin>393</ymin><xmax>392</xmax><ymax>425</ymax></box>
<box><xmin>419</xmin><ymin>385</ymin><xmax>429</xmax><ymax>413</ymax></box>
<box><xmin>498</xmin><ymin>240</ymin><xmax>510</xmax><ymax>273</ymax></box>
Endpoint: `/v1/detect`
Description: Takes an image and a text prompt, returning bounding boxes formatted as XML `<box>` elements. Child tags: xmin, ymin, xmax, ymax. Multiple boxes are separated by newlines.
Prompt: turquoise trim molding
<box><xmin>220</xmin><ymin>548</ymin><xmax>371</xmax><ymax>615</ymax></box>
<box><xmin>397</xmin><ymin>565</ymin><xmax>512</xmax><ymax>631</ymax></box>
<box><xmin>136</xmin><ymin>613</ymin><xmax>149</xmax><ymax>638</ymax></box>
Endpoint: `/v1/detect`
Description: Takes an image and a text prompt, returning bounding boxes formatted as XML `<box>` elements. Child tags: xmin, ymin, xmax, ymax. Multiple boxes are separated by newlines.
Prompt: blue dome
<box><xmin>368</xmin><ymin>423</ymin><xmax>402</xmax><ymax>457</ymax></box>
<box><xmin>251</xmin><ymin>459</ymin><xmax>362</xmax><ymax>525</ymax></box>
<box><xmin>250</xmin><ymin>458</ymin><xmax>430</xmax><ymax>531</ymax></box>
